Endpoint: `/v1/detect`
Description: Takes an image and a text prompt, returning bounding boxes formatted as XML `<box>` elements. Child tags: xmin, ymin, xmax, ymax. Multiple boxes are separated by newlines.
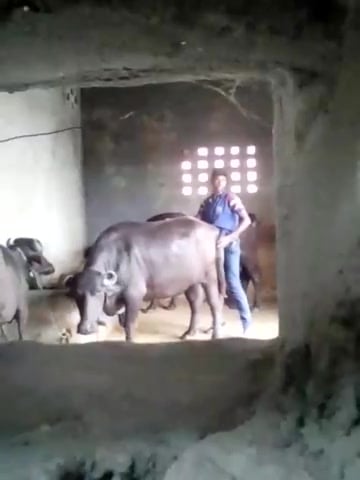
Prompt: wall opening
<box><xmin>81</xmin><ymin>80</ymin><xmax>278</xmax><ymax>343</ymax></box>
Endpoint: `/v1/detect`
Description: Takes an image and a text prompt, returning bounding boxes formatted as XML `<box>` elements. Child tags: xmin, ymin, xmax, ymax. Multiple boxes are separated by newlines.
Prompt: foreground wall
<box><xmin>0</xmin><ymin>87</ymin><xmax>86</xmax><ymax>278</ymax></box>
<box><xmin>274</xmin><ymin>25</ymin><xmax>360</xmax><ymax>343</ymax></box>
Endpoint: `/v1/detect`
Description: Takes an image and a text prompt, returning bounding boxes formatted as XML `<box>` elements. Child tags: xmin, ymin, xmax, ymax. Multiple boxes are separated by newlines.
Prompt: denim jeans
<box><xmin>224</xmin><ymin>240</ymin><xmax>252</xmax><ymax>331</ymax></box>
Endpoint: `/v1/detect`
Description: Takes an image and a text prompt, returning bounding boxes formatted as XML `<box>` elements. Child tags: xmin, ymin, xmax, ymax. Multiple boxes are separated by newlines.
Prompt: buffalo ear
<box><xmin>103</xmin><ymin>270</ymin><xmax>118</xmax><ymax>287</ymax></box>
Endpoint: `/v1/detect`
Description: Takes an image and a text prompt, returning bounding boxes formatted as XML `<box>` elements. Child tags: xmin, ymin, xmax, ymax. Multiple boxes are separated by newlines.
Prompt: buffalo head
<box><xmin>75</xmin><ymin>268</ymin><xmax>122</xmax><ymax>335</ymax></box>
<box><xmin>6</xmin><ymin>237</ymin><xmax>55</xmax><ymax>289</ymax></box>
<box><xmin>248</xmin><ymin>213</ymin><xmax>259</xmax><ymax>226</ymax></box>
<box><xmin>76</xmin><ymin>268</ymin><xmax>119</xmax><ymax>296</ymax></box>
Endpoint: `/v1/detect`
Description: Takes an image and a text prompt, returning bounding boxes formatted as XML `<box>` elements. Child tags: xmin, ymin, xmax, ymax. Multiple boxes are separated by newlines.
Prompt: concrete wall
<box><xmin>273</xmin><ymin>30</ymin><xmax>360</xmax><ymax>343</ymax></box>
<box><xmin>0</xmin><ymin>87</ymin><xmax>86</xmax><ymax>279</ymax></box>
<box><xmin>81</xmin><ymin>82</ymin><xmax>274</xmax><ymax>242</ymax></box>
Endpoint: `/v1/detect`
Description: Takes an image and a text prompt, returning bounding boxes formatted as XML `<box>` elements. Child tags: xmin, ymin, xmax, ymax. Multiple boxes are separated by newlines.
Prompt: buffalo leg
<box><xmin>141</xmin><ymin>298</ymin><xmax>157</xmax><ymax>313</ymax></box>
<box><xmin>251</xmin><ymin>276</ymin><xmax>261</xmax><ymax>311</ymax></box>
<box><xmin>180</xmin><ymin>285</ymin><xmax>204</xmax><ymax>339</ymax></box>
<box><xmin>162</xmin><ymin>296</ymin><xmax>177</xmax><ymax>310</ymax></box>
<box><xmin>123</xmin><ymin>295</ymin><xmax>143</xmax><ymax>342</ymax></box>
<box><xmin>241</xmin><ymin>276</ymin><xmax>250</xmax><ymax>293</ymax></box>
<box><xmin>0</xmin><ymin>324</ymin><xmax>8</xmax><ymax>341</ymax></box>
<box><xmin>203</xmin><ymin>281</ymin><xmax>224</xmax><ymax>340</ymax></box>
<box><xmin>15</xmin><ymin>305</ymin><xmax>27</xmax><ymax>341</ymax></box>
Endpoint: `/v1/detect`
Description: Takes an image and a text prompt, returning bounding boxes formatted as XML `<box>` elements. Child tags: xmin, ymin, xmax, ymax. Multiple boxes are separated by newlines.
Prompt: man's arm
<box><xmin>228</xmin><ymin>194</ymin><xmax>251</xmax><ymax>239</ymax></box>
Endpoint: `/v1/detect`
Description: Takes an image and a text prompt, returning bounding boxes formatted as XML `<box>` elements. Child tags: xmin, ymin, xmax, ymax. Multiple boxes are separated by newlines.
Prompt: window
<box><xmin>198</xmin><ymin>186</ymin><xmax>208</xmax><ymax>195</ymax></box>
<box><xmin>198</xmin><ymin>172</ymin><xmax>208</xmax><ymax>182</ymax></box>
<box><xmin>197</xmin><ymin>159</ymin><xmax>208</xmax><ymax>169</ymax></box>
<box><xmin>182</xmin><ymin>173</ymin><xmax>192</xmax><ymax>184</ymax></box>
<box><xmin>197</xmin><ymin>147</ymin><xmax>208</xmax><ymax>157</ymax></box>
<box><xmin>181</xmin><ymin>144</ymin><xmax>259</xmax><ymax>196</ymax></box>
<box><xmin>214</xmin><ymin>146</ymin><xmax>225</xmax><ymax>156</ymax></box>
<box><xmin>214</xmin><ymin>158</ymin><xmax>225</xmax><ymax>168</ymax></box>
<box><xmin>181</xmin><ymin>160</ymin><xmax>192</xmax><ymax>170</ymax></box>
<box><xmin>246</xmin><ymin>157</ymin><xmax>257</xmax><ymax>169</ymax></box>
<box><xmin>231</xmin><ymin>171</ymin><xmax>241</xmax><ymax>182</ymax></box>
<box><xmin>182</xmin><ymin>186</ymin><xmax>192</xmax><ymax>196</ymax></box>
<box><xmin>231</xmin><ymin>185</ymin><xmax>241</xmax><ymax>193</ymax></box>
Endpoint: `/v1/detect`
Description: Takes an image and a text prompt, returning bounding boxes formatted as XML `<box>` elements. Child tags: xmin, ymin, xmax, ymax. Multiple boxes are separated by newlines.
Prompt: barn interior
<box><xmin>0</xmin><ymin>0</ymin><xmax>359</xmax><ymax>478</ymax></box>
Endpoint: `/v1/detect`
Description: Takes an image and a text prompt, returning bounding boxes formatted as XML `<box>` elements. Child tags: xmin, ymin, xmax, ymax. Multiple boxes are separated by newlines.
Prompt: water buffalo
<box><xmin>6</xmin><ymin>237</ymin><xmax>55</xmax><ymax>289</ymax></box>
<box><xmin>75</xmin><ymin>216</ymin><xmax>226</xmax><ymax>342</ymax></box>
<box><xmin>142</xmin><ymin>211</ymin><xmax>187</xmax><ymax>313</ymax></box>
<box><xmin>0</xmin><ymin>238</ymin><xmax>55</xmax><ymax>340</ymax></box>
<box><xmin>142</xmin><ymin>211</ymin><xmax>261</xmax><ymax>313</ymax></box>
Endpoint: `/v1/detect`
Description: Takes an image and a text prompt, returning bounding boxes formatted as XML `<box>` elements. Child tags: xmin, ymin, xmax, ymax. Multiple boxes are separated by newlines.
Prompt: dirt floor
<box><xmin>16</xmin><ymin>291</ymin><xmax>278</xmax><ymax>345</ymax></box>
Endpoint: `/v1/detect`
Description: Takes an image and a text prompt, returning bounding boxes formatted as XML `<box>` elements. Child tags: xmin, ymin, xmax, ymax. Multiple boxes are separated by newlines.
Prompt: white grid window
<box><xmin>181</xmin><ymin>144</ymin><xmax>259</xmax><ymax>196</ymax></box>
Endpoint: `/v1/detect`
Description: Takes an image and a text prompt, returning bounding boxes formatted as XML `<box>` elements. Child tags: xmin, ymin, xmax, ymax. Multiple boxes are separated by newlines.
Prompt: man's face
<box><xmin>211</xmin><ymin>174</ymin><xmax>227</xmax><ymax>193</ymax></box>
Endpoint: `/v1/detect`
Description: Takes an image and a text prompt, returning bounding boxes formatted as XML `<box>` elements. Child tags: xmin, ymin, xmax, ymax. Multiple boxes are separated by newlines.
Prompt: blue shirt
<box><xmin>197</xmin><ymin>192</ymin><xmax>248</xmax><ymax>235</ymax></box>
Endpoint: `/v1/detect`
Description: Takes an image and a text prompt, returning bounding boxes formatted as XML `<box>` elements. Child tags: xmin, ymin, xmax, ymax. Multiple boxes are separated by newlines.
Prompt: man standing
<box><xmin>196</xmin><ymin>168</ymin><xmax>253</xmax><ymax>334</ymax></box>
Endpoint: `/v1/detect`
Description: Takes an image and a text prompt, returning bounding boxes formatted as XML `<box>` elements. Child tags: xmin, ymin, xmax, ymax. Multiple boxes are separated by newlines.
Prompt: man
<box><xmin>196</xmin><ymin>168</ymin><xmax>252</xmax><ymax>334</ymax></box>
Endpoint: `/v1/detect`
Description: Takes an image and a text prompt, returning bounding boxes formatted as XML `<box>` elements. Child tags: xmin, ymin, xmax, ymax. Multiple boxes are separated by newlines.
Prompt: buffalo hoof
<box><xmin>180</xmin><ymin>329</ymin><xmax>197</xmax><ymax>340</ymax></box>
<box><xmin>211</xmin><ymin>330</ymin><xmax>221</xmax><ymax>340</ymax></box>
<box><xmin>118</xmin><ymin>313</ymin><xmax>126</xmax><ymax>327</ymax></box>
<box><xmin>163</xmin><ymin>302</ymin><xmax>176</xmax><ymax>311</ymax></box>
<box><xmin>77</xmin><ymin>323</ymin><xmax>98</xmax><ymax>335</ymax></box>
<box><xmin>202</xmin><ymin>321</ymin><xmax>226</xmax><ymax>335</ymax></box>
<box><xmin>97</xmin><ymin>319</ymin><xmax>106</xmax><ymax>326</ymax></box>
<box><xmin>141</xmin><ymin>302</ymin><xmax>156</xmax><ymax>313</ymax></box>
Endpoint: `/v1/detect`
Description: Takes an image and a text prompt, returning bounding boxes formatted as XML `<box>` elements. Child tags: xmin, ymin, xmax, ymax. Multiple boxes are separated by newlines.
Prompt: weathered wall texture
<box><xmin>81</xmin><ymin>82</ymin><xmax>273</xmax><ymax>241</ymax></box>
<box><xmin>0</xmin><ymin>3</ymin><xmax>342</xmax><ymax>90</ymax></box>
<box><xmin>273</xmin><ymin>32</ymin><xmax>360</xmax><ymax>344</ymax></box>
<box><xmin>0</xmin><ymin>87</ymin><xmax>86</xmax><ymax>278</ymax></box>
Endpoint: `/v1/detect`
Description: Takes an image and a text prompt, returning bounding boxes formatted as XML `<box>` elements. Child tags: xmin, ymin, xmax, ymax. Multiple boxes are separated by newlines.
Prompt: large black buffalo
<box><xmin>75</xmin><ymin>217</ymin><xmax>226</xmax><ymax>342</ymax></box>
<box><xmin>0</xmin><ymin>238</ymin><xmax>55</xmax><ymax>340</ymax></box>
<box><xmin>142</xmin><ymin>211</ymin><xmax>261</xmax><ymax>313</ymax></box>
<box><xmin>142</xmin><ymin>211</ymin><xmax>187</xmax><ymax>313</ymax></box>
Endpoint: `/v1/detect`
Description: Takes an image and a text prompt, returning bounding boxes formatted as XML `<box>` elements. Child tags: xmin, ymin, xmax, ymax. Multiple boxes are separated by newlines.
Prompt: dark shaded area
<box><xmin>55</xmin><ymin>453</ymin><xmax>163</xmax><ymax>479</ymax></box>
<box><xmin>0</xmin><ymin>0</ymin><xmax>348</xmax><ymax>41</ymax></box>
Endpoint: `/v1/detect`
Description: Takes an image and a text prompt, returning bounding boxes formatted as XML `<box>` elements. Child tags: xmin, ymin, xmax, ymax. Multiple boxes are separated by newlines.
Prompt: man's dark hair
<box><xmin>210</xmin><ymin>168</ymin><xmax>228</xmax><ymax>181</ymax></box>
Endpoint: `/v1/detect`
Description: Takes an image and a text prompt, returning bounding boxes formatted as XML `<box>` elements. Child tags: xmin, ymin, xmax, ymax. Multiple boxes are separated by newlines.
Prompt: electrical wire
<box><xmin>0</xmin><ymin>125</ymin><xmax>82</xmax><ymax>144</ymax></box>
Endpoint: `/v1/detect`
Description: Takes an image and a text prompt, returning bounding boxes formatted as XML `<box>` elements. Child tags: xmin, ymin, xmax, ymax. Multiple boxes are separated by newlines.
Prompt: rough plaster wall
<box><xmin>0</xmin><ymin>87</ymin><xmax>86</xmax><ymax>278</ymax></box>
<box><xmin>81</xmin><ymin>82</ymin><xmax>274</xmax><ymax>242</ymax></box>
<box><xmin>273</xmin><ymin>31</ymin><xmax>360</xmax><ymax>344</ymax></box>
<box><xmin>0</xmin><ymin>5</ymin><xmax>340</xmax><ymax>91</ymax></box>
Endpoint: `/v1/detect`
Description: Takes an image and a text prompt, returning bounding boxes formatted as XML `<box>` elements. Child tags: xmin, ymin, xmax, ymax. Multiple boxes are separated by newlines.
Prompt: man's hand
<box><xmin>217</xmin><ymin>235</ymin><xmax>234</xmax><ymax>249</ymax></box>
